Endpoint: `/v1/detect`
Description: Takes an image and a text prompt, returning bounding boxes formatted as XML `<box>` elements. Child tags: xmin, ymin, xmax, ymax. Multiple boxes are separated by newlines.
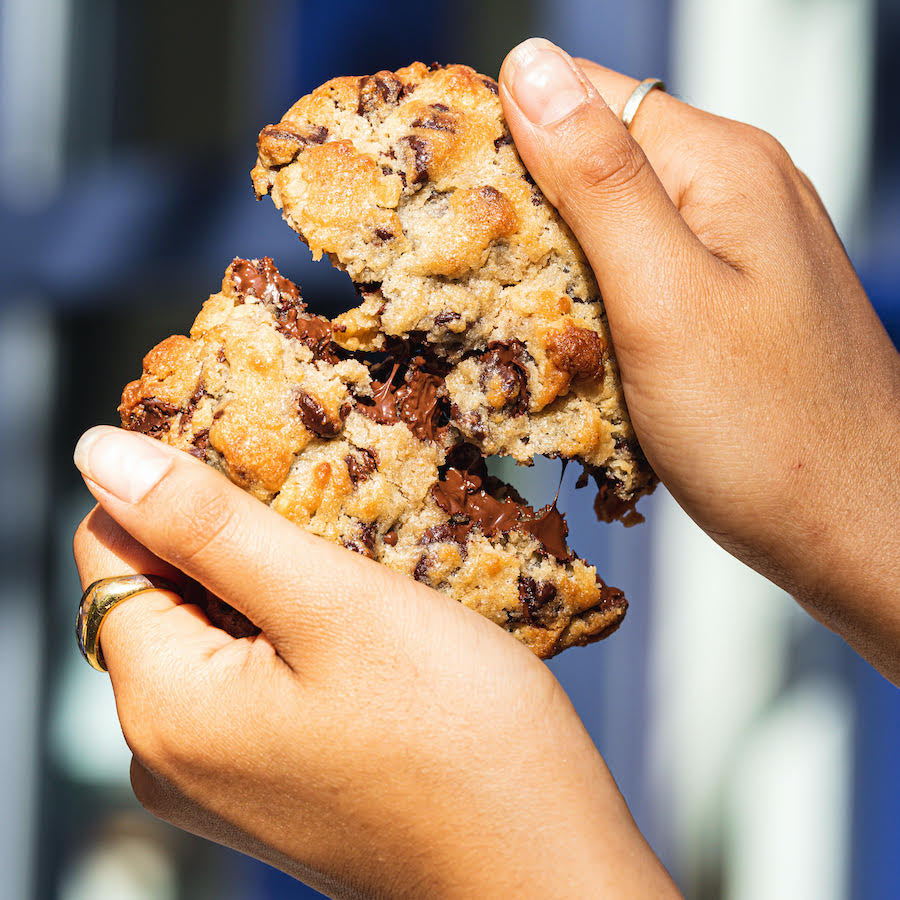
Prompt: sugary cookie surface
<box><xmin>120</xmin><ymin>258</ymin><xmax>628</xmax><ymax>658</ymax></box>
<box><xmin>251</xmin><ymin>63</ymin><xmax>654</xmax><ymax>508</ymax></box>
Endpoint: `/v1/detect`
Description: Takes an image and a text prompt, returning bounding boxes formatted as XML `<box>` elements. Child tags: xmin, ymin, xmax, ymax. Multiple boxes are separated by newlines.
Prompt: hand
<box><xmin>73</xmin><ymin>426</ymin><xmax>679</xmax><ymax>898</ymax></box>
<box><xmin>499</xmin><ymin>39</ymin><xmax>900</xmax><ymax>683</ymax></box>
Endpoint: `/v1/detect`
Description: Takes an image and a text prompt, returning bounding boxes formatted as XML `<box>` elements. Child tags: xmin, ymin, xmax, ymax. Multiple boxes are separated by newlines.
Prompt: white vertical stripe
<box><xmin>0</xmin><ymin>0</ymin><xmax>73</xmax><ymax>206</ymax></box>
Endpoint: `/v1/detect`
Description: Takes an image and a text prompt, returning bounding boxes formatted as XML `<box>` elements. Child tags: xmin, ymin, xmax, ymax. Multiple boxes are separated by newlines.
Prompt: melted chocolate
<box><xmin>383</xmin><ymin>530</ymin><xmax>398</xmax><ymax>547</ymax></box>
<box><xmin>275</xmin><ymin>310</ymin><xmax>336</xmax><ymax>360</ymax></box>
<box><xmin>230</xmin><ymin>257</ymin><xmax>301</xmax><ymax>304</ymax></box>
<box><xmin>402</xmin><ymin>135</ymin><xmax>431</xmax><ymax>185</ymax></box>
<box><xmin>429</xmin><ymin>452</ymin><xmax>573</xmax><ymax>559</ymax></box>
<box><xmin>345</xmin><ymin>449</ymin><xmax>377</xmax><ymax>485</ymax></box>
<box><xmin>357</xmin><ymin>357</ymin><xmax>448</xmax><ymax>442</ymax></box>
<box><xmin>432</xmin><ymin>468</ymin><xmax>522</xmax><ymax>536</ymax></box>
<box><xmin>517</xmin><ymin>577</ymin><xmax>558</xmax><ymax>624</ymax></box>
<box><xmin>520</xmin><ymin>503</ymin><xmax>571</xmax><ymax>561</ymax></box>
<box><xmin>296</xmin><ymin>390</ymin><xmax>343</xmax><ymax>437</ymax></box>
<box><xmin>479</xmin><ymin>340</ymin><xmax>529</xmax><ymax>415</ymax></box>
<box><xmin>357</xmin><ymin>72</ymin><xmax>406</xmax><ymax>116</ymax></box>
<box><xmin>126</xmin><ymin>397</ymin><xmax>179</xmax><ymax>436</ymax></box>
<box><xmin>411</xmin><ymin>104</ymin><xmax>456</xmax><ymax>132</ymax></box>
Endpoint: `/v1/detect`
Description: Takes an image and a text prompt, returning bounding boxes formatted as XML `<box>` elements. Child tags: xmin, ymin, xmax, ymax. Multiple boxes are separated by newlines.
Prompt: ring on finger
<box><xmin>77</xmin><ymin>574</ymin><xmax>182</xmax><ymax>672</ymax></box>
<box><xmin>621</xmin><ymin>78</ymin><xmax>666</xmax><ymax>130</ymax></box>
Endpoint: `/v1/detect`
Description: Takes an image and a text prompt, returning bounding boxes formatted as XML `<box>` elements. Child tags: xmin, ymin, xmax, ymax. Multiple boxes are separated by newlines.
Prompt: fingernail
<box><xmin>505</xmin><ymin>38</ymin><xmax>590</xmax><ymax>126</ymax></box>
<box><xmin>74</xmin><ymin>426</ymin><xmax>173</xmax><ymax>503</ymax></box>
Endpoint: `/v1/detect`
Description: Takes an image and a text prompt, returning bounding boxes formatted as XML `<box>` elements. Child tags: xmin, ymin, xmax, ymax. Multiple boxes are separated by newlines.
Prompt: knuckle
<box><xmin>733</xmin><ymin>124</ymin><xmax>795</xmax><ymax>178</ymax></box>
<box><xmin>569</xmin><ymin>137</ymin><xmax>650</xmax><ymax>198</ymax></box>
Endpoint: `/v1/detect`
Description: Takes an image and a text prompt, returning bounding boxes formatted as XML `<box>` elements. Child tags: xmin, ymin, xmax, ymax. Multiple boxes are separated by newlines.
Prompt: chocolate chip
<box><xmin>419</xmin><ymin>522</ymin><xmax>471</xmax><ymax>547</ymax></box>
<box><xmin>345</xmin><ymin>449</ymin><xmax>377</xmax><ymax>485</ymax></box>
<box><xmin>188</xmin><ymin>429</ymin><xmax>211</xmax><ymax>460</ymax></box>
<box><xmin>296</xmin><ymin>390</ymin><xmax>343</xmax><ymax>437</ymax></box>
<box><xmin>124</xmin><ymin>397</ymin><xmax>179</xmax><ymax>436</ymax></box>
<box><xmin>493</xmin><ymin>132</ymin><xmax>513</xmax><ymax>151</ymax></box>
<box><xmin>517</xmin><ymin>576</ymin><xmax>558</xmax><ymax>624</ymax></box>
<box><xmin>383</xmin><ymin>530</ymin><xmax>398</xmax><ymax>547</ymax></box>
<box><xmin>411</xmin><ymin>104</ymin><xmax>456</xmax><ymax>132</ymax></box>
<box><xmin>374</xmin><ymin>227</ymin><xmax>394</xmax><ymax>241</ymax></box>
<box><xmin>275</xmin><ymin>312</ymin><xmax>336</xmax><ymax>361</ymax></box>
<box><xmin>479</xmin><ymin>340</ymin><xmax>529</xmax><ymax>416</ymax></box>
<box><xmin>402</xmin><ymin>135</ymin><xmax>431</xmax><ymax>185</ymax></box>
<box><xmin>433</xmin><ymin>311</ymin><xmax>460</xmax><ymax>327</ymax></box>
<box><xmin>413</xmin><ymin>554</ymin><xmax>430</xmax><ymax>582</ymax></box>
<box><xmin>358</xmin><ymin>72</ymin><xmax>406</xmax><ymax>117</ymax></box>
<box><xmin>481</xmin><ymin>76</ymin><xmax>499</xmax><ymax>94</ymax></box>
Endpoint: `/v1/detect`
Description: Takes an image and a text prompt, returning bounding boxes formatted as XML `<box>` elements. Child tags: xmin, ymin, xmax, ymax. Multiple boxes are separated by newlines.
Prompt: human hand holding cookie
<box><xmin>72</xmin><ymin>36</ymin><xmax>899</xmax><ymax>898</ymax></box>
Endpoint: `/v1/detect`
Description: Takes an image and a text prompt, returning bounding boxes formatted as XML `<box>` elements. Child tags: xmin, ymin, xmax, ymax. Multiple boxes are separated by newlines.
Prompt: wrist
<box><xmin>785</xmin><ymin>377</ymin><xmax>900</xmax><ymax>682</ymax></box>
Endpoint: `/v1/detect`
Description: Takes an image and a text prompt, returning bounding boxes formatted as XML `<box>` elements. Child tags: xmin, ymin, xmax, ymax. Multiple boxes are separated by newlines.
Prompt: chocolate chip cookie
<box><xmin>120</xmin><ymin>259</ymin><xmax>627</xmax><ymax>658</ymax></box>
<box><xmin>251</xmin><ymin>62</ymin><xmax>654</xmax><ymax>513</ymax></box>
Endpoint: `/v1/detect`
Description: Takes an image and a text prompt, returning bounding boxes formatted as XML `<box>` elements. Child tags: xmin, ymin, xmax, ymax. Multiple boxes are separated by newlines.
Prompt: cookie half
<box><xmin>120</xmin><ymin>258</ymin><xmax>627</xmax><ymax>658</ymax></box>
<box><xmin>251</xmin><ymin>62</ymin><xmax>654</xmax><ymax>512</ymax></box>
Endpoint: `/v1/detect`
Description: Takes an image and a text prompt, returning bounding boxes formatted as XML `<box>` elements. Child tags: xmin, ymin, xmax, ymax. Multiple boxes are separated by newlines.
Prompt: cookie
<box><xmin>120</xmin><ymin>258</ymin><xmax>627</xmax><ymax>658</ymax></box>
<box><xmin>251</xmin><ymin>62</ymin><xmax>654</xmax><ymax>514</ymax></box>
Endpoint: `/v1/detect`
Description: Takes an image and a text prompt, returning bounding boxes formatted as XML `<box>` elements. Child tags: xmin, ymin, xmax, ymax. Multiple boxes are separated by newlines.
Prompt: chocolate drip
<box><xmin>296</xmin><ymin>390</ymin><xmax>343</xmax><ymax>437</ymax></box>
<box><xmin>429</xmin><ymin>453</ymin><xmax>573</xmax><ymax>559</ymax></box>
<box><xmin>431</xmin><ymin>468</ymin><xmax>522</xmax><ymax>537</ymax></box>
<box><xmin>357</xmin><ymin>357</ymin><xmax>448</xmax><ymax>442</ymax></box>
<box><xmin>520</xmin><ymin>503</ymin><xmax>571</xmax><ymax>561</ymax></box>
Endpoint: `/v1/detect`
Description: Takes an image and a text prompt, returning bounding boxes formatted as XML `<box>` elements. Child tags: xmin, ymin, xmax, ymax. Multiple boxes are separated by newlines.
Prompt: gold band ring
<box><xmin>621</xmin><ymin>78</ymin><xmax>666</xmax><ymax>130</ymax></box>
<box><xmin>76</xmin><ymin>574</ymin><xmax>182</xmax><ymax>671</ymax></box>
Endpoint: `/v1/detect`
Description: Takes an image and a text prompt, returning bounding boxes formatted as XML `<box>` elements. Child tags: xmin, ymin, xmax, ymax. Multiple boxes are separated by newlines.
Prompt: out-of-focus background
<box><xmin>1</xmin><ymin>0</ymin><xmax>897</xmax><ymax>898</ymax></box>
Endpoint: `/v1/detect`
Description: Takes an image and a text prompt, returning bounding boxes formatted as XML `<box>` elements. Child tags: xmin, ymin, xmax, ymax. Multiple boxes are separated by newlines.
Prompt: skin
<box><xmin>73</xmin><ymin>37</ymin><xmax>899</xmax><ymax>899</ymax></box>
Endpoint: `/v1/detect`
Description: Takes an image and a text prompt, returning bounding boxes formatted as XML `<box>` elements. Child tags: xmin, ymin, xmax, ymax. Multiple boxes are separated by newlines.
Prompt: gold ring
<box><xmin>76</xmin><ymin>575</ymin><xmax>182</xmax><ymax>671</ymax></box>
<box><xmin>621</xmin><ymin>78</ymin><xmax>666</xmax><ymax>130</ymax></box>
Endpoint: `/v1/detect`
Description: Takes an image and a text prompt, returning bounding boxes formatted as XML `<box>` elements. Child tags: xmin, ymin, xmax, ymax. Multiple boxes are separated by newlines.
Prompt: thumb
<box><xmin>499</xmin><ymin>38</ymin><xmax>714</xmax><ymax>351</ymax></box>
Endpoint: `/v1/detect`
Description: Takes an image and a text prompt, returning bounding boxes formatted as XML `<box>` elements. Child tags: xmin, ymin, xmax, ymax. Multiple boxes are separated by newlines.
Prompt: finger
<box><xmin>74</xmin><ymin>505</ymin><xmax>233</xmax><ymax>680</ymax></box>
<box><xmin>498</xmin><ymin>38</ymin><xmax>725</xmax><ymax>353</ymax></box>
<box><xmin>571</xmin><ymin>59</ymin><xmax>695</xmax><ymax>207</ymax></box>
<box><xmin>73</xmin><ymin>425</ymin><xmax>434</xmax><ymax>665</ymax></box>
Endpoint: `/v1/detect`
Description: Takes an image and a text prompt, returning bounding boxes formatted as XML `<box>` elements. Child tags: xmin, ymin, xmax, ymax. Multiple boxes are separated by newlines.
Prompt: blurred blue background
<box><xmin>1</xmin><ymin>1</ymin><xmax>897</xmax><ymax>898</ymax></box>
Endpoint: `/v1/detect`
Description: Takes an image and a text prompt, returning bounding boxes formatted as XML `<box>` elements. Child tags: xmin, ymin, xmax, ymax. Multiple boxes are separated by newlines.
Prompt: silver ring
<box><xmin>621</xmin><ymin>78</ymin><xmax>666</xmax><ymax>130</ymax></box>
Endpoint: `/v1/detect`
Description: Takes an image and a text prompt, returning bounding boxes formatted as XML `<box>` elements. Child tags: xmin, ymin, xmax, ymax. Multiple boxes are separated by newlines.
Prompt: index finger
<box><xmin>573</xmin><ymin>58</ymin><xmax>752</xmax><ymax>212</ymax></box>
